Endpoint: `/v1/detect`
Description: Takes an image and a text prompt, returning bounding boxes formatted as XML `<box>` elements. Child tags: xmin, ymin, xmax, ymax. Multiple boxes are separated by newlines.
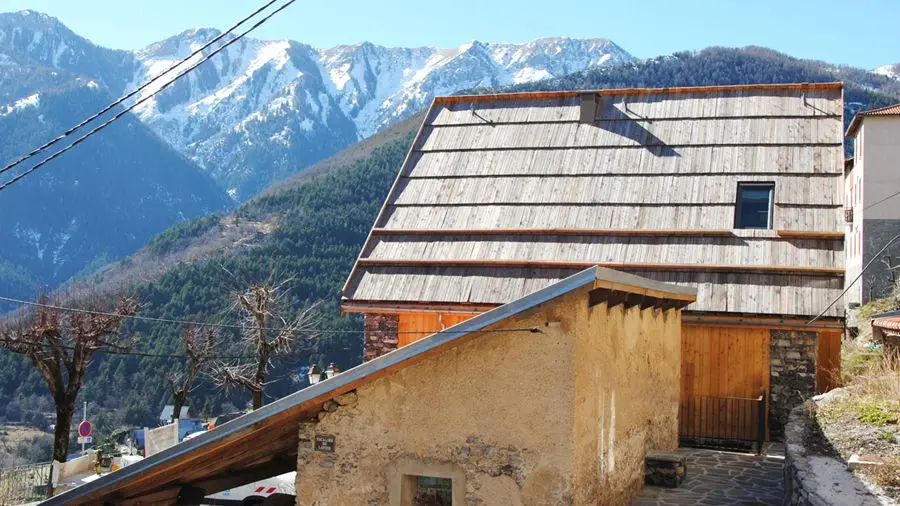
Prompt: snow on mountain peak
<box><xmin>7</xmin><ymin>18</ymin><xmax>633</xmax><ymax>197</ymax></box>
<box><xmin>314</xmin><ymin>37</ymin><xmax>634</xmax><ymax>137</ymax></box>
<box><xmin>874</xmin><ymin>63</ymin><xmax>900</xmax><ymax>81</ymax></box>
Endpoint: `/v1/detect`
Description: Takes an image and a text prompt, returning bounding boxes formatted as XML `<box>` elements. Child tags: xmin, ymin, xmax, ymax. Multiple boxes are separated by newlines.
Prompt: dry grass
<box><xmin>868</xmin><ymin>457</ymin><xmax>900</xmax><ymax>489</ymax></box>
<box><xmin>819</xmin><ymin>345</ymin><xmax>900</xmax><ymax>496</ymax></box>
<box><xmin>828</xmin><ymin>345</ymin><xmax>900</xmax><ymax>429</ymax></box>
<box><xmin>857</xmin><ymin>298</ymin><xmax>899</xmax><ymax>343</ymax></box>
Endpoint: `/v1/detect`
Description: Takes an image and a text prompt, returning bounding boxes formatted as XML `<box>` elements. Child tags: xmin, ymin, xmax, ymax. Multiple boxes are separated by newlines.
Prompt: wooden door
<box><xmin>816</xmin><ymin>331</ymin><xmax>842</xmax><ymax>393</ymax></box>
<box><xmin>680</xmin><ymin>325</ymin><xmax>770</xmax><ymax>442</ymax></box>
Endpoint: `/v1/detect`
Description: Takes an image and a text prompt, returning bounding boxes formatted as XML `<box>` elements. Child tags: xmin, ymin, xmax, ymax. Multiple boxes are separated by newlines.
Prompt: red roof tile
<box><xmin>872</xmin><ymin>315</ymin><xmax>900</xmax><ymax>331</ymax></box>
<box><xmin>847</xmin><ymin>103</ymin><xmax>900</xmax><ymax>137</ymax></box>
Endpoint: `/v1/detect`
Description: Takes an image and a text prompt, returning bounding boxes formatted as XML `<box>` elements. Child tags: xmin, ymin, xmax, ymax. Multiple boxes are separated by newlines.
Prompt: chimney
<box><xmin>579</xmin><ymin>92</ymin><xmax>598</xmax><ymax>124</ymax></box>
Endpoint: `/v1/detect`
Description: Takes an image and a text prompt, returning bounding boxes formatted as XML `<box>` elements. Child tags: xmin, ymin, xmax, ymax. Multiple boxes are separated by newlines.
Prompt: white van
<box><xmin>201</xmin><ymin>471</ymin><xmax>295</xmax><ymax>505</ymax></box>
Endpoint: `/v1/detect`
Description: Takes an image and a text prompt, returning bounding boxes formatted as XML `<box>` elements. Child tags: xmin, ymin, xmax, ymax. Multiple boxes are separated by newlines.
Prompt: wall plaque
<box><xmin>315</xmin><ymin>434</ymin><xmax>335</xmax><ymax>452</ymax></box>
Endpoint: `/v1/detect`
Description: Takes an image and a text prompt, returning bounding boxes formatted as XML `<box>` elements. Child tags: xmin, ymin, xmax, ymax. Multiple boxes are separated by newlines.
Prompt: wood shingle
<box><xmin>343</xmin><ymin>83</ymin><xmax>846</xmax><ymax>318</ymax></box>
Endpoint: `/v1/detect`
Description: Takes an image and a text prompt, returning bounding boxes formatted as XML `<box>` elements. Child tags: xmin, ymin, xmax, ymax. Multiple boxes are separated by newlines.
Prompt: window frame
<box><xmin>734</xmin><ymin>182</ymin><xmax>775</xmax><ymax>230</ymax></box>
<box><xmin>389</xmin><ymin>458</ymin><xmax>465</xmax><ymax>506</ymax></box>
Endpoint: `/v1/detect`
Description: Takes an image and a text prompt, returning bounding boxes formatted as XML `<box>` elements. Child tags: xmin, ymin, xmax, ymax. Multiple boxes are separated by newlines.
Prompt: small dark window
<box><xmin>408</xmin><ymin>476</ymin><xmax>452</xmax><ymax>505</ymax></box>
<box><xmin>735</xmin><ymin>183</ymin><xmax>774</xmax><ymax>229</ymax></box>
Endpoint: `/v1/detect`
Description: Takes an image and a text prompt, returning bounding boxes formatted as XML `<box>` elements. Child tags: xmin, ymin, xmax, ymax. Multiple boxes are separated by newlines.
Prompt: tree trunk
<box><xmin>172</xmin><ymin>393</ymin><xmax>186</xmax><ymax>420</ymax></box>
<box><xmin>53</xmin><ymin>403</ymin><xmax>74</xmax><ymax>463</ymax></box>
<box><xmin>251</xmin><ymin>348</ymin><xmax>268</xmax><ymax>410</ymax></box>
<box><xmin>251</xmin><ymin>389</ymin><xmax>263</xmax><ymax>411</ymax></box>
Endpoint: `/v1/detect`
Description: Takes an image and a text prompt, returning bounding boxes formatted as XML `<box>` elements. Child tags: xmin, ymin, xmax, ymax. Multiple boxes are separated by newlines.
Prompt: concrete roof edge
<box><xmin>590</xmin><ymin>265</ymin><xmax>698</xmax><ymax>299</ymax></box>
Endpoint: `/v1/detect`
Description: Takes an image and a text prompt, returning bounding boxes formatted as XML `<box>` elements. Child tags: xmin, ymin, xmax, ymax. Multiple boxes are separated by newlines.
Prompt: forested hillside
<box><xmin>2</xmin><ymin>46</ymin><xmax>899</xmax><ymax>447</ymax></box>
<box><xmin>0</xmin><ymin>131</ymin><xmax>415</xmax><ymax>438</ymax></box>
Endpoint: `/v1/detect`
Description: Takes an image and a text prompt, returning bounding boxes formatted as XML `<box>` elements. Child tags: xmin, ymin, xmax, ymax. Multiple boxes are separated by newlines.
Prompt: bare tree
<box><xmin>0</xmin><ymin>294</ymin><xmax>139</xmax><ymax>463</ymax></box>
<box><xmin>211</xmin><ymin>283</ymin><xmax>318</xmax><ymax>410</ymax></box>
<box><xmin>164</xmin><ymin>326</ymin><xmax>217</xmax><ymax>420</ymax></box>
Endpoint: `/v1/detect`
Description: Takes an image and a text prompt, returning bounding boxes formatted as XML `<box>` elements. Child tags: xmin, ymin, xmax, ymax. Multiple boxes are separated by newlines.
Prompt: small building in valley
<box><xmin>342</xmin><ymin>82</ymin><xmax>847</xmax><ymax>438</ymax></box>
<box><xmin>870</xmin><ymin>309</ymin><xmax>900</xmax><ymax>356</ymax></box>
<box><xmin>844</xmin><ymin>103</ymin><xmax>900</xmax><ymax>314</ymax></box>
<box><xmin>41</xmin><ymin>267</ymin><xmax>695</xmax><ymax>506</ymax></box>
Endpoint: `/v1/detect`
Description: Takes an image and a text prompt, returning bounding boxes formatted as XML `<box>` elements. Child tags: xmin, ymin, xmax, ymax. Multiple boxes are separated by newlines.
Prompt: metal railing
<box><xmin>679</xmin><ymin>394</ymin><xmax>766</xmax><ymax>454</ymax></box>
<box><xmin>0</xmin><ymin>461</ymin><xmax>51</xmax><ymax>505</ymax></box>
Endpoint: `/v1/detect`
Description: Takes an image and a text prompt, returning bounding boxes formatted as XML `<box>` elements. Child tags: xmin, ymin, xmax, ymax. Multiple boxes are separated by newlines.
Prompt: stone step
<box><xmin>645</xmin><ymin>452</ymin><xmax>687</xmax><ymax>488</ymax></box>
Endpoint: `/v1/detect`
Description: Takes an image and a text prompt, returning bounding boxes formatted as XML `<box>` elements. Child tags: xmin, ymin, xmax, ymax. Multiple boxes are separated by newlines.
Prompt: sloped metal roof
<box><xmin>42</xmin><ymin>266</ymin><xmax>695</xmax><ymax>506</ymax></box>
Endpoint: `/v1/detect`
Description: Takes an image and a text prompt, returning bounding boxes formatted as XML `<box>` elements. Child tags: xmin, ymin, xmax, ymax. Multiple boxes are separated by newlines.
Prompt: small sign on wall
<box><xmin>315</xmin><ymin>434</ymin><xmax>335</xmax><ymax>453</ymax></box>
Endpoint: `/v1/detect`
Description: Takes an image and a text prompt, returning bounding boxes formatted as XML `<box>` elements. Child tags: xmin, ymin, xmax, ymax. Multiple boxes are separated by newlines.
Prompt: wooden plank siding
<box><xmin>680</xmin><ymin>325</ymin><xmax>771</xmax><ymax>440</ymax></box>
<box><xmin>817</xmin><ymin>331</ymin><xmax>843</xmax><ymax>393</ymax></box>
<box><xmin>347</xmin><ymin>267</ymin><xmax>845</xmax><ymax>317</ymax></box>
<box><xmin>681</xmin><ymin>326</ymin><xmax>771</xmax><ymax>399</ymax></box>
<box><xmin>398</xmin><ymin>312</ymin><xmax>480</xmax><ymax>347</ymax></box>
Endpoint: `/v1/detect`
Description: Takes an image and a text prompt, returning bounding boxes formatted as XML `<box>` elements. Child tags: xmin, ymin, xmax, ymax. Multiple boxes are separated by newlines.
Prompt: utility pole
<box><xmin>81</xmin><ymin>401</ymin><xmax>87</xmax><ymax>454</ymax></box>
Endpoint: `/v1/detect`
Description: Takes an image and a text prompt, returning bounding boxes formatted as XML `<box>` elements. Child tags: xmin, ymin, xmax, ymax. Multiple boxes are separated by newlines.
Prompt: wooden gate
<box><xmin>679</xmin><ymin>394</ymin><xmax>766</xmax><ymax>452</ymax></box>
<box><xmin>680</xmin><ymin>325</ymin><xmax>770</xmax><ymax>446</ymax></box>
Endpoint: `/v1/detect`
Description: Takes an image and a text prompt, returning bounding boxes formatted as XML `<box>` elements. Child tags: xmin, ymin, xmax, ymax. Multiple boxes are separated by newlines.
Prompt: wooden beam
<box><xmin>341</xmin><ymin>301</ymin><xmax>498</xmax><ymax>314</ymax></box>
<box><xmin>354</xmin><ymin>259</ymin><xmax>845</xmax><ymax>277</ymax></box>
<box><xmin>434</xmin><ymin>82</ymin><xmax>842</xmax><ymax>106</ymax></box>
<box><xmin>116</xmin><ymin>487</ymin><xmax>181</xmax><ymax>506</ymax></box>
<box><xmin>682</xmin><ymin>313</ymin><xmax>844</xmax><ymax>331</ymax></box>
<box><xmin>190</xmin><ymin>456</ymin><xmax>296</xmax><ymax>496</ymax></box>
<box><xmin>371</xmin><ymin>228</ymin><xmax>735</xmax><ymax>237</ymax></box>
<box><xmin>776</xmin><ymin>230</ymin><xmax>844</xmax><ymax>239</ymax></box>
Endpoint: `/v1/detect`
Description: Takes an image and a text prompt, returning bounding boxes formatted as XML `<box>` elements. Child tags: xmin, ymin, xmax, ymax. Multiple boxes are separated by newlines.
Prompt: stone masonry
<box><xmin>363</xmin><ymin>313</ymin><xmax>399</xmax><ymax>361</ymax></box>
<box><xmin>862</xmin><ymin>218</ymin><xmax>900</xmax><ymax>304</ymax></box>
<box><xmin>769</xmin><ymin>330</ymin><xmax>817</xmax><ymax>438</ymax></box>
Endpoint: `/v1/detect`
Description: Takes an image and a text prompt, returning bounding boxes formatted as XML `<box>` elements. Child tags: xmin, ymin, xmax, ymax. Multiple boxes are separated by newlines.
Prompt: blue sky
<box><xmin>4</xmin><ymin>0</ymin><xmax>897</xmax><ymax>69</ymax></box>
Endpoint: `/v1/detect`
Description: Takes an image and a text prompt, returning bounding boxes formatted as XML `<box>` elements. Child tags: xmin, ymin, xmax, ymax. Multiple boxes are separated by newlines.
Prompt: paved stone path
<box><xmin>632</xmin><ymin>445</ymin><xmax>785</xmax><ymax>506</ymax></box>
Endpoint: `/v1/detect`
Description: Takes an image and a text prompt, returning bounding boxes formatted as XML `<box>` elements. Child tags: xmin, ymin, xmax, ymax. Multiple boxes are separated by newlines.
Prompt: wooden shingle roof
<box><xmin>343</xmin><ymin>83</ymin><xmax>846</xmax><ymax>318</ymax></box>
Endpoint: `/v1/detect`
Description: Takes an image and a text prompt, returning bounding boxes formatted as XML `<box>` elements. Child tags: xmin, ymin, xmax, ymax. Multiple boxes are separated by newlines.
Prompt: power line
<box><xmin>0</xmin><ymin>0</ymin><xmax>300</xmax><ymax>192</ymax></box>
<box><xmin>0</xmin><ymin>0</ymin><xmax>283</xmax><ymax>178</ymax></box>
<box><xmin>0</xmin><ymin>295</ymin><xmax>542</xmax><ymax>335</ymax></box>
<box><xmin>863</xmin><ymin>189</ymin><xmax>900</xmax><ymax>212</ymax></box>
<box><xmin>0</xmin><ymin>337</ymin><xmax>256</xmax><ymax>360</ymax></box>
<box><xmin>808</xmin><ymin>232</ymin><xmax>900</xmax><ymax>325</ymax></box>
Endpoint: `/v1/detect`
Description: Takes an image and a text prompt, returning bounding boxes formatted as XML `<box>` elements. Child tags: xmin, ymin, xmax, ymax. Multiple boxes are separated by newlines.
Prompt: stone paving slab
<box><xmin>632</xmin><ymin>446</ymin><xmax>785</xmax><ymax>506</ymax></box>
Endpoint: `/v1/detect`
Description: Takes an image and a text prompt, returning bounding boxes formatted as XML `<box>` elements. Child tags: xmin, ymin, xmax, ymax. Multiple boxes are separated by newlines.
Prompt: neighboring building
<box><xmin>844</xmin><ymin>104</ymin><xmax>900</xmax><ymax>315</ymax></box>
<box><xmin>342</xmin><ymin>83</ymin><xmax>847</xmax><ymax>437</ymax></box>
<box><xmin>41</xmin><ymin>267</ymin><xmax>696</xmax><ymax>506</ymax></box>
<box><xmin>870</xmin><ymin>309</ymin><xmax>900</xmax><ymax>356</ymax></box>
<box><xmin>158</xmin><ymin>405</ymin><xmax>190</xmax><ymax>424</ymax></box>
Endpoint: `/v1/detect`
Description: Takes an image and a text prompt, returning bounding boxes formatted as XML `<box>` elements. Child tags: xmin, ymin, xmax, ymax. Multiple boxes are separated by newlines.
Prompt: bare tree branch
<box><xmin>210</xmin><ymin>281</ymin><xmax>320</xmax><ymax>410</ymax></box>
<box><xmin>164</xmin><ymin>326</ymin><xmax>217</xmax><ymax>419</ymax></box>
<box><xmin>0</xmin><ymin>293</ymin><xmax>138</xmax><ymax>462</ymax></box>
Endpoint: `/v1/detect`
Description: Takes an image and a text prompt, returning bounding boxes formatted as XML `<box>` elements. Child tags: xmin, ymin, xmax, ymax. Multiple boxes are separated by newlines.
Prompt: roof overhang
<box><xmin>434</xmin><ymin>81</ymin><xmax>844</xmax><ymax>106</ymax></box>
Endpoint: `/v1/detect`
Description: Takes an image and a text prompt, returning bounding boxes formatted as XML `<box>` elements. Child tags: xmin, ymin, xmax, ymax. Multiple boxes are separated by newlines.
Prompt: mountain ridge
<box><xmin>128</xmin><ymin>27</ymin><xmax>633</xmax><ymax>197</ymax></box>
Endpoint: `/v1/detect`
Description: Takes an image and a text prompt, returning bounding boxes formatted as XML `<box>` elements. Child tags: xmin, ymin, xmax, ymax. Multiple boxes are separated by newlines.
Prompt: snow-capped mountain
<box><xmin>0</xmin><ymin>12</ymin><xmax>231</xmax><ymax>301</ymax></box>
<box><xmin>318</xmin><ymin>37</ymin><xmax>632</xmax><ymax>137</ymax></box>
<box><xmin>874</xmin><ymin>63</ymin><xmax>900</xmax><ymax>81</ymax></box>
<box><xmin>0</xmin><ymin>10</ymin><xmax>635</xmax><ymax>198</ymax></box>
<box><xmin>129</xmin><ymin>31</ymin><xmax>633</xmax><ymax>198</ymax></box>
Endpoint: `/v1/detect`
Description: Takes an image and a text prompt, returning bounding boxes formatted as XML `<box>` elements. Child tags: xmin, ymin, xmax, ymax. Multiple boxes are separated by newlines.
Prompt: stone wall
<box><xmin>769</xmin><ymin>330</ymin><xmax>817</xmax><ymax>438</ymax></box>
<box><xmin>862</xmin><ymin>218</ymin><xmax>900</xmax><ymax>304</ymax></box>
<box><xmin>363</xmin><ymin>313</ymin><xmax>399</xmax><ymax>361</ymax></box>
<box><xmin>296</xmin><ymin>291</ymin><xmax>683</xmax><ymax>506</ymax></box>
<box><xmin>783</xmin><ymin>395</ymin><xmax>882</xmax><ymax>505</ymax></box>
